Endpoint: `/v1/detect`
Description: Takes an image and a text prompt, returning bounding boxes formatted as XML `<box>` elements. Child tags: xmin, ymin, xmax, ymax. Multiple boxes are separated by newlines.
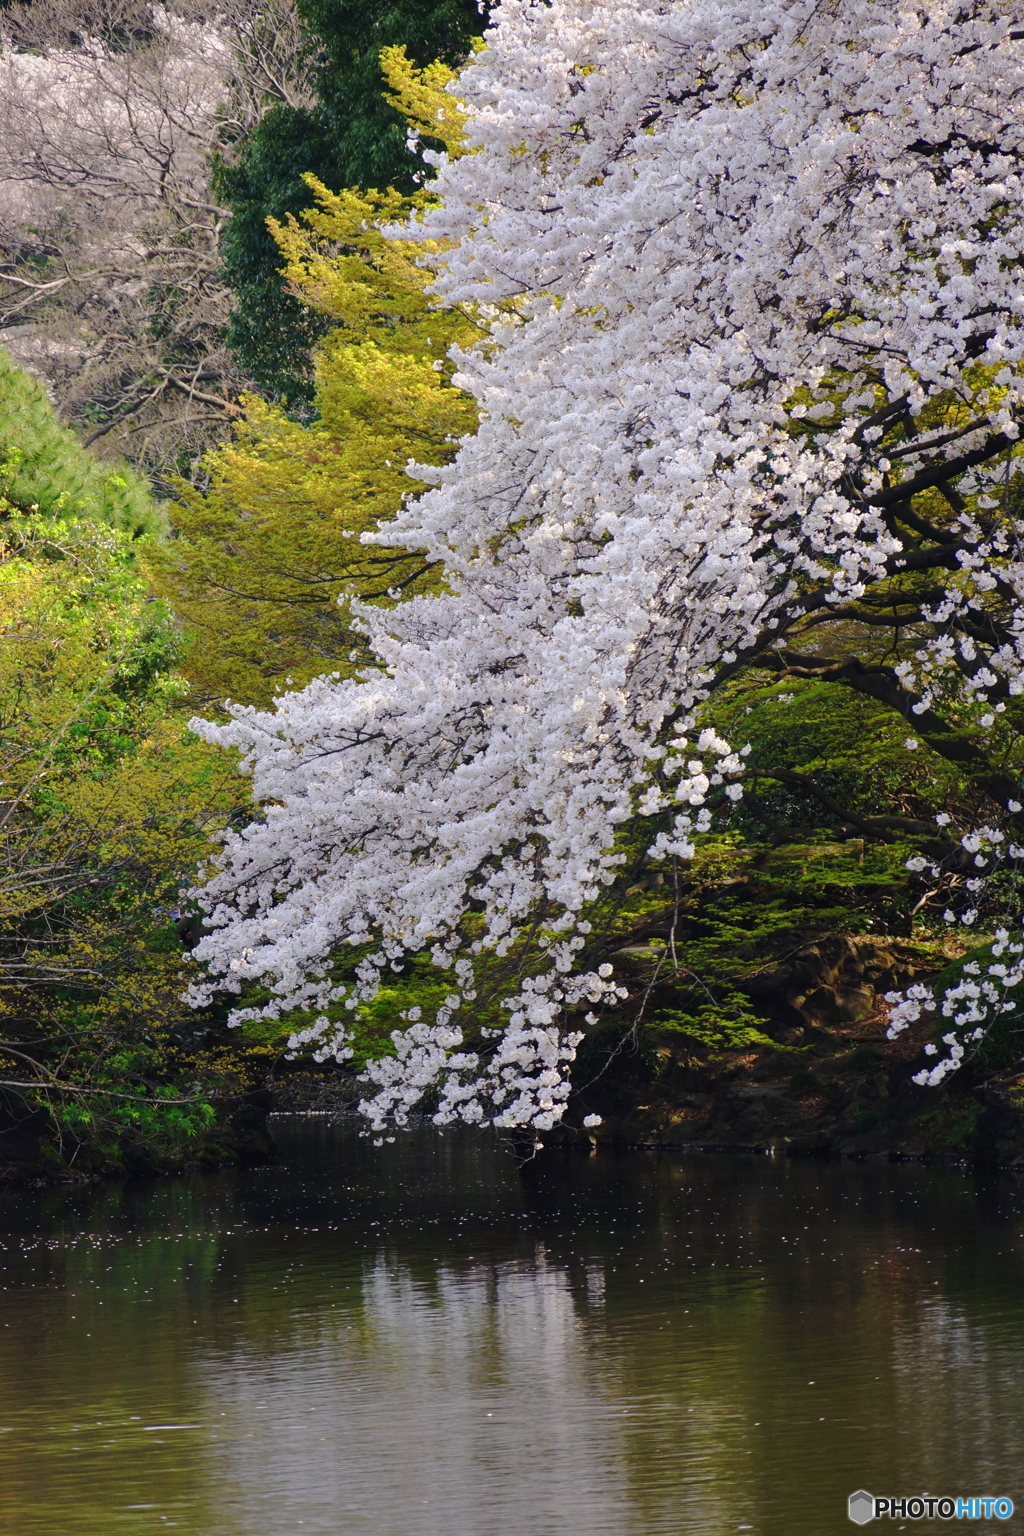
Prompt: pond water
<box><xmin>0</xmin><ymin>1119</ymin><xmax>1022</xmax><ymax>1536</ymax></box>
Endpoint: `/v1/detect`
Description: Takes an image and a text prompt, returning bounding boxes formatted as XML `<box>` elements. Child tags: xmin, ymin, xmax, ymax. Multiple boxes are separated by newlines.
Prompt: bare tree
<box><xmin>0</xmin><ymin>0</ymin><xmax>314</xmax><ymax>490</ymax></box>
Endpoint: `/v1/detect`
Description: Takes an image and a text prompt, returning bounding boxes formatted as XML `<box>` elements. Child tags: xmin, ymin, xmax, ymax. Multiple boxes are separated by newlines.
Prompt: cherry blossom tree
<box><xmin>190</xmin><ymin>0</ymin><xmax>1024</xmax><ymax>1131</ymax></box>
<box><xmin>0</xmin><ymin>0</ymin><xmax>313</xmax><ymax>486</ymax></box>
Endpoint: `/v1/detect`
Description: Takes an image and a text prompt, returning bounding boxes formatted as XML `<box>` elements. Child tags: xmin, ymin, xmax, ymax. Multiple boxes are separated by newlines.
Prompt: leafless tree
<box><xmin>0</xmin><ymin>0</ymin><xmax>313</xmax><ymax>490</ymax></box>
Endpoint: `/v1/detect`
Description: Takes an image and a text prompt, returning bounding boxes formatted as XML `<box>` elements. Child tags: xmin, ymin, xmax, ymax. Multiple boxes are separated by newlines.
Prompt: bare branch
<box><xmin>0</xmin><ymin>0</ymin><xmax>311</xmax><ymax>479</ymax></box>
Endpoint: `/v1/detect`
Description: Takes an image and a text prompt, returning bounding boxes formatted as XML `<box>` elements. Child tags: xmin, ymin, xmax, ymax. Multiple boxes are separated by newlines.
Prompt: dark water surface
<box><xmin>0</xmin><ymin>1119</ymin><xmax>1022</xmax><ymax>1536</ymax></box>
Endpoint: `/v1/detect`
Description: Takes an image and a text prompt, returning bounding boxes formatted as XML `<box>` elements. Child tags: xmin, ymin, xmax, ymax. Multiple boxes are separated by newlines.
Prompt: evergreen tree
<box><xmin>215</xmin><ymin>0</ymin><xmax>486</xmax><ymax>404</ymax></box>
<box><xmin>0</xmin><ymin>350</ymin><xmax>162</xmax><ymax>538</ymax></box>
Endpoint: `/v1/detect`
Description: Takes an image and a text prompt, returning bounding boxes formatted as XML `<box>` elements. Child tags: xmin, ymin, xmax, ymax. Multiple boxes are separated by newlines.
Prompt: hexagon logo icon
<box><xmin>848</xmin><ymin>1490</ymin><xmax>875</xmax><ymax>1525</ymax></box>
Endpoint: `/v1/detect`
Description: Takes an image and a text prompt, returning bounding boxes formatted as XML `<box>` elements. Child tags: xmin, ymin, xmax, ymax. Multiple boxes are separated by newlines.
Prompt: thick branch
<box><xmin>764</xmin><ymin>650</ymin><xmax>1021</xmax><ymax>811</ymax></box>
<box><xmin>743</xmin><ymin>766</ymin><xmax>950</xmax><ymax>850</ymax></box>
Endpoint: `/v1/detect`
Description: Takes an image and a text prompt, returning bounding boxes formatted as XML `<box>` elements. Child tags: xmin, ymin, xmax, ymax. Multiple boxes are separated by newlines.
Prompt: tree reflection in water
<box><xmin>0</xmin><ymin>1122</ymin><xmax>1022</xmax><ymax>1536</ymax></box>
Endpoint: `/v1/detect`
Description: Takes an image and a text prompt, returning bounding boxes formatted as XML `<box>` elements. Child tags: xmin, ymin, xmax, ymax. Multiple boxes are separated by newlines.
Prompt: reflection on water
<box><xmin>0</xmin><ymin>1119</ymin><xmax>1022</xmax><ymax>1535</ymax></box>
<box><xmin>208</xmin><ymin>1253</ymin><xmax>636</xmax><ymax>1536</ymax></box>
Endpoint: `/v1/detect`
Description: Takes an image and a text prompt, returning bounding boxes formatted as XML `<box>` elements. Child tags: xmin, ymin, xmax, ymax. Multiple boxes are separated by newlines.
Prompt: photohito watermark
<box><xmin>849</xmin><ymin>1492</ymin><xmax>1014</xmax><ymax>1524</ymax></box>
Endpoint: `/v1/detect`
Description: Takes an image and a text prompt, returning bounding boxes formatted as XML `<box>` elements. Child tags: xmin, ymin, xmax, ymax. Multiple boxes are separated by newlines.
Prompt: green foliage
<box><xmin>0</xmin><ymin>516</ymin><xmax>245</xmax><ymax>1118</ymax></box>
<box><xmin>647</xmin><ymin>997</ymin><xmax>775</xmax><ymax>1052</ymax></box>
<box><xmin>0</xmin><ymin>499</ymin><xmax>251</xmax><ymax>1168</ymax></box>
<box><xmin>571</xmin><ymin>828</ymin><xmax>904</xmax><ymax>1031</ymax></box>
<box><xmin>710</xmin><ymin>676</ymin><xmax>966</xmax><ymax>843</ymax></box>
<box><xmin>215</xmin><ymin>0</ymin><xmax>487</xmax><ymax>401</ymax></box>
<box><xmin>54</xmin><ymin>1081</ymin><xmax>218</xmax><ymax>1169</ymax></box>
<box><xmin>155</xmin><ymin>154</ymin><xmax>479</xmax><ymax>706</ymax></box>
<box><xmin>0</xmin><ymin>349</ymin><xmax>162</xmax><ymax>538</ymax></box>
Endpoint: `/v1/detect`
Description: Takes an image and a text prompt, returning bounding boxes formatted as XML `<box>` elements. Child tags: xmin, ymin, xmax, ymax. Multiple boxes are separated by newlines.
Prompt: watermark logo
<box><xmin>849</xmin><ymin>1492</ymin><xmax>1014</xmax><ymax>1523</ymax></box>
